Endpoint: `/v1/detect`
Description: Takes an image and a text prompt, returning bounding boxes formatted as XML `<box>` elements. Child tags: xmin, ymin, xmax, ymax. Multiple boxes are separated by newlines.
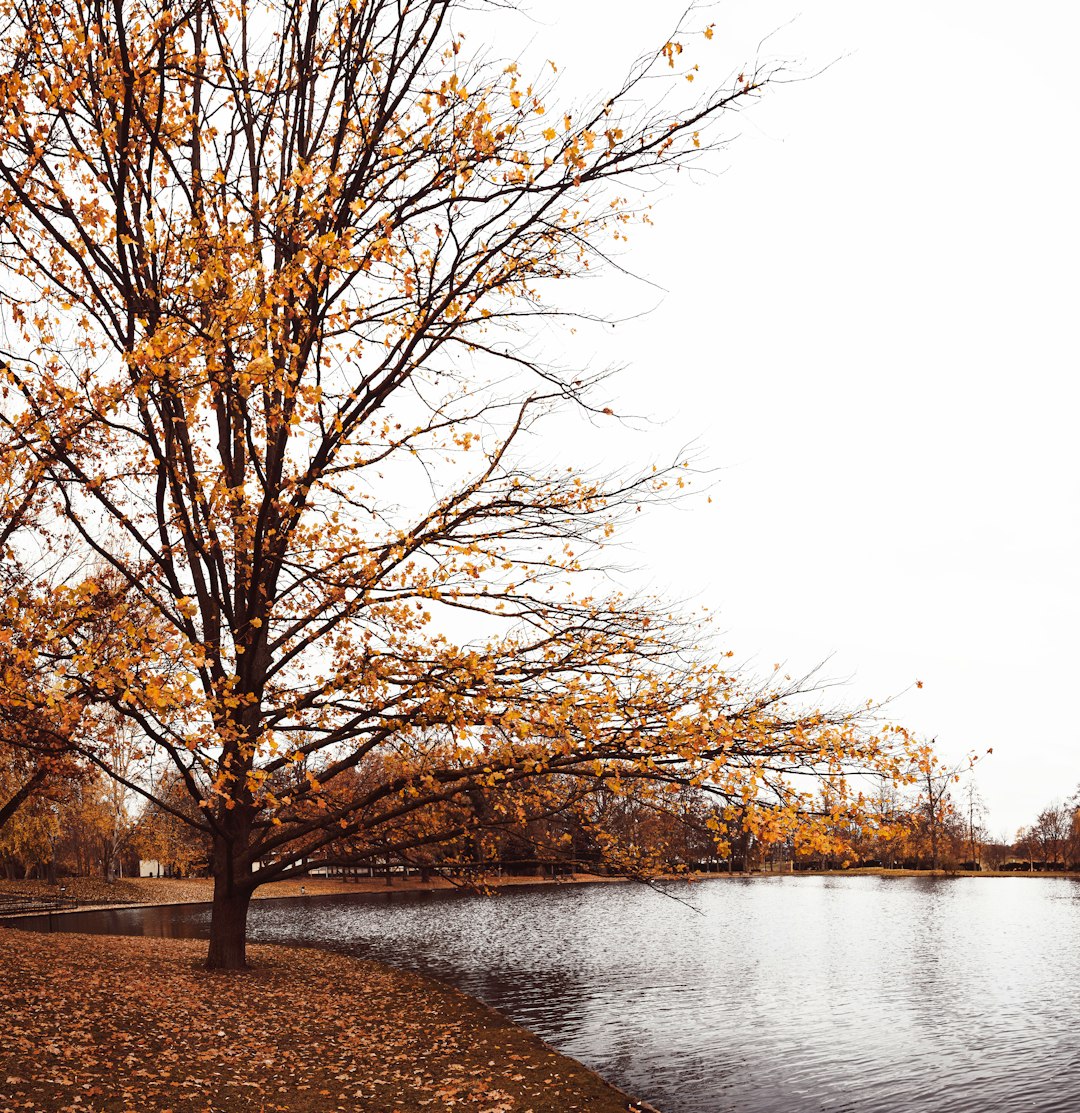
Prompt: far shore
<box><xmin>0</xmin><ymin>871</ymin><xmax>629</xmax><ymax>915</ymax></box>
<box><xmin>3</xmin><ymin>864</ymin><xmax>1079</xmax><ymax>919</ymax></box>
<box><xmin>776</xmin><ymin>866</ymin><xmax>1080</xmax><ymax>879</ymax></box>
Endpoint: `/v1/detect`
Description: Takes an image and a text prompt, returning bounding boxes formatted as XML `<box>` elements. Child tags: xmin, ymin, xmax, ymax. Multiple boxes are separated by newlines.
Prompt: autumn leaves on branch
<box><xmin>0</xmin><ymin>0</ymin><xmax>923</xmax><ymax>964</ymax></box>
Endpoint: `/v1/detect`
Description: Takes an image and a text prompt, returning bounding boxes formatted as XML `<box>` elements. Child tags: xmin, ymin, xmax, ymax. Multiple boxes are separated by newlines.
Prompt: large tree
<box><xmin>0</xmin><ymin>0</ymin><xmax>917</xmax><ymax>967</ymax></box>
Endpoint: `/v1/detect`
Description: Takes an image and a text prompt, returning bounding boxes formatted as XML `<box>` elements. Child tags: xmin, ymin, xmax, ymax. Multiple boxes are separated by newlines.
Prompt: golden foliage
<box><xmin>0</xmin><ymin>0</ymin><xmax>920</xmax><ymax>963</ymax></box>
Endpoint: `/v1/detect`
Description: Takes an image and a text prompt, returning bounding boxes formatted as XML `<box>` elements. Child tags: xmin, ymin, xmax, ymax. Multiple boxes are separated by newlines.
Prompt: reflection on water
<box><xmin>15</xmin><ymin>876</ymin><xmax>1080</xmax><ymax>1113</ymax></box>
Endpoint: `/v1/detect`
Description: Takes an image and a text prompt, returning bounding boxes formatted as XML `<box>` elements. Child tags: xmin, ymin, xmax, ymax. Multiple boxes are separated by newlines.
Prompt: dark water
<box><xmin>15</xmin><ymin>876</ymin><xmax>1080</xmax><ymax>1113</ymax></box>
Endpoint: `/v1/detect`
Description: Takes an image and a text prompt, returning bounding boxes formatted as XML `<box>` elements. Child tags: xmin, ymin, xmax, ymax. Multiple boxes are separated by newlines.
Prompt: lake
<box><xmin>16</xmin><ymin>875</ymin><xmax>1080</xmax><ymax>1112</ymax></box>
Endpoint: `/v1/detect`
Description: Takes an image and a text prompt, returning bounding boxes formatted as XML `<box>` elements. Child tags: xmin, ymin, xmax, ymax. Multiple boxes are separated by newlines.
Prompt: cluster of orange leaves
<box><xmin>0</xmin><ymin>0</ymin><xmax>930</xmax><ymax>920</ymax></box>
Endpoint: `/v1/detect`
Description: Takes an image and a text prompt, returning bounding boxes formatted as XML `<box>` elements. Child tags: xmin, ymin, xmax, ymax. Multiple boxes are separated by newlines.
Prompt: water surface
<box><xmin>17</xmin><ymin>876</ymin><xmax>1080</xmax><ymax>1112</ymax></box>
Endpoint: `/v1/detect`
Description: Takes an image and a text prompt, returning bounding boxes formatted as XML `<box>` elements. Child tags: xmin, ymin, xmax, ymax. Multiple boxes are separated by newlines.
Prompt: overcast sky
<box><xmin>477</xmin><ymin>1</ymin><xmax>1080</xmax><ymax>838</ymax></box>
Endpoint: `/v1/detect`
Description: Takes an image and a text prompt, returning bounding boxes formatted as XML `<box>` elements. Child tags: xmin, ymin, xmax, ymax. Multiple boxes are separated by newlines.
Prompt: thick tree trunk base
<box><xmin>206</xmin><ymin>886</ymin><xmax>252</xmax><ymax>970</ymax></box>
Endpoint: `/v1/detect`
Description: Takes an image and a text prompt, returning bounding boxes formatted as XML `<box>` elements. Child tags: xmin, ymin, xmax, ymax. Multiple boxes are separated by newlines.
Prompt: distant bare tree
<box><xmin>961</xmin><ymin>778</ymin><xmax>987</xmax><ymax>866</ymax></box>
<box><xmin>1031</xmin><ymin>802</ymin><xmax>1069</xmax><ymax>867</ymax></box>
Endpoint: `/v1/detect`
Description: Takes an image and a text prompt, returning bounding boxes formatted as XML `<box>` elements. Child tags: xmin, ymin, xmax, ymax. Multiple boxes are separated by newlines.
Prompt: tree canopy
<box><xmin>0</xmin><ymin>0</ymin><xmax>920</xmax><ymax>967</ymax></box>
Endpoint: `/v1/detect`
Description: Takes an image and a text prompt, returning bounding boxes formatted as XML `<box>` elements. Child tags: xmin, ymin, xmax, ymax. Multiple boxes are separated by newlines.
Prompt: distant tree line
<box><xmin>9</xmin><ymin>747</ymin><xmax>1078</xmax><ymax>884</ymax></box>
<box><xmin>1009</xmin><ymin>797</ymin><xmax>1080</xmax><ymax>872</ymax></box>
<box><xmin>782</xmin><ymin>779</ymin><xmax>1080</xmax><ymax>875</ymax></box>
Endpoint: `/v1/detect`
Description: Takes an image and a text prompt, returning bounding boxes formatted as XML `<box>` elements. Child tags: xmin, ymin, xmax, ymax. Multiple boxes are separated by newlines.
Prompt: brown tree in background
<box><xmin>913</xmin><ymin>742</ymin><xmax>960</xmax><ymax>871</ymax></box>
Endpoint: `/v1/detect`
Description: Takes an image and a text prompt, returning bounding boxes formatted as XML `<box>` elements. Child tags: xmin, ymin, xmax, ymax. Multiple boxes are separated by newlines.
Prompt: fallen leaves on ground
<box><xmin>0</xmin><ymin>928</ymin><xmax>632</xmax><ymax>1113</ymax></box>
<box><xmin>0</xmin><ymin>877</ymin><xmax>213</xmax><ymax>907</ymax></box>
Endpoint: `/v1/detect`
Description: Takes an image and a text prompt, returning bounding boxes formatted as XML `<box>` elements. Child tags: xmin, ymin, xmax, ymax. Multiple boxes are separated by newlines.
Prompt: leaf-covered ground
<box><xmin>0</xmin><ymin>929</ymin><xmax>635</xmax><ymax>1113</ymax></box>
<box><xmin>0</xmin><ymin>876</ymin><xmax>369</xmax><ymax>908</ymax></box>
<box><xmin>0</xmin><ymin>876</ymin><xmax>220</xmax><ymax>907</ymax></box>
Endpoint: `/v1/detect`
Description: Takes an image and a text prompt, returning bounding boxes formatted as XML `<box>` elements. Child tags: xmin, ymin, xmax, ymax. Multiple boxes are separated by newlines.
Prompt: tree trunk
<box><xmin>207</xmin><ymin>882</ymin><xmax>252</xmax><ymax>969</ymax></box>
<box><xmin>207</xmin><ymin>829</ymin><xmax>254</xmax><ymax>970</ymax></box>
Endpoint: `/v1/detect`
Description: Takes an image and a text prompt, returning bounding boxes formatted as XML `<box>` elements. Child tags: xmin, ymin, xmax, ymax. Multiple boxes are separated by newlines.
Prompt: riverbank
<box><xmin>785</xmin><ymin>866</ymin><xmax>1080</xmax><ymax>878</ymax></box>
<box><xmin>3</xmin><ymin>866</ymin><xmax>1074</xmax><ymax>918</ymax></box>
<box><xmin>0</xmin><ymin>926</ymin><xmax>640</xmax><ymax>1113</ymax></box>
<box><xmin>0</xmin><ymin>871</ymin><xmax>630</xmax><ymax>915</ymax></box>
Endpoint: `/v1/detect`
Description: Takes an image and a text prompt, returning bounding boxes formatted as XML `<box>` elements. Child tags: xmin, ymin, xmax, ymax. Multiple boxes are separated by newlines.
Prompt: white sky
<box><xmin>478</xmin><ymin>1</ymin><xmax>1080</xmax><ymax>839</ymax></box>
